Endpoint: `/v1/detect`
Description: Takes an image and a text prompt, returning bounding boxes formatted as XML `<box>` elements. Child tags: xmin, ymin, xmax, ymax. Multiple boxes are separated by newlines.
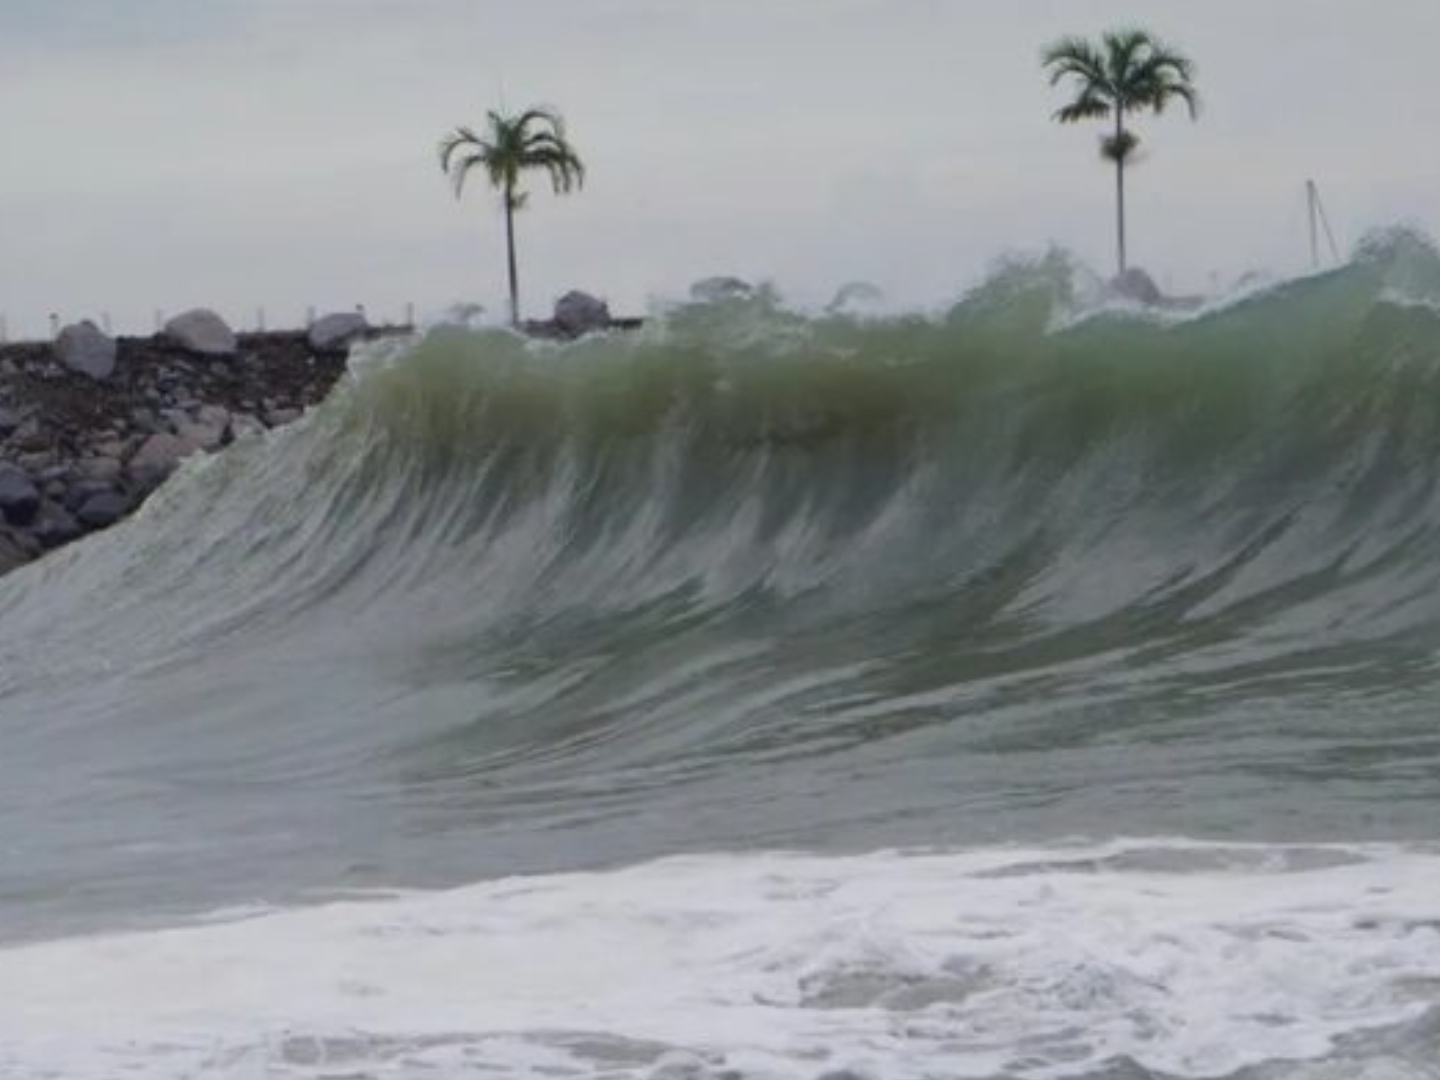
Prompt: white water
<box><xmin>4</xmin><ymin>840</ymin><xmax>1439</xmax><ymax>1080</ymax></box>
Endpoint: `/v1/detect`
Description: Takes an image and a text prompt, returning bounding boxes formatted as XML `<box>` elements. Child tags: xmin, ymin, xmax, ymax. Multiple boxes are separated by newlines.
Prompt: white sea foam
<box><xmin>2</xmin><ymin>840</ymin><xmax>1439</xmax><ymax>1079</ymax></box>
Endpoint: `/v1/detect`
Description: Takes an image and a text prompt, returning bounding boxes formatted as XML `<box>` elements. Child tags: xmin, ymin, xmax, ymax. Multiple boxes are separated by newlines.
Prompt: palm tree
<box><xmin>440</xmin><ymin>107</ymin><xmax>585</xmax><ymax>325</ymax></box>
<box><xmin>1042</xmin><ymin>29</ymin><xmax>1199</xmax><ymax>277</ymax></box>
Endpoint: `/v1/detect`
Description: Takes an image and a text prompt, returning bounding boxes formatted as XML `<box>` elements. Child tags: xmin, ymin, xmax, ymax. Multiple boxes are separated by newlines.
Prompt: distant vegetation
<box><xmin>440</xmin><ymin>107</ymin><xmax>586</xmax><ymax>325</ymax></box>
<box><xmin>1042</xmin><ymin>29</ymin><xmax>1200</xmax><ymax>278</ymax></box>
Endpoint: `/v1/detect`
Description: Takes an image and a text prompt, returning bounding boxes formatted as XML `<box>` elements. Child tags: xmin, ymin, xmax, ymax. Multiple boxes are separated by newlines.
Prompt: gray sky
<box><xmin>0</xmin><ymin>0</ymin><xmax>1436</xmax><ymax>335</ymax></box>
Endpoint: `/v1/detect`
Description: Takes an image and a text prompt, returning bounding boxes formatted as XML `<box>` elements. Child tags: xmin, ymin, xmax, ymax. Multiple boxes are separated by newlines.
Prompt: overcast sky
<box><xmin>0</xmin><ymin>0</ymin><xmax>1436</xmax><ymax>335</ymax></box>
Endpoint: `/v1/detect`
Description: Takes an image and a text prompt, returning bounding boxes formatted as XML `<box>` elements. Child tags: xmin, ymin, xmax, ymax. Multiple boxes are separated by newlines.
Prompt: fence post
<box><xmin>306</xmin><ymin>306</ymin><xmax>316</xmax><ymax>329</ymax></box>
<box><xmin>406</xmin><ymin>302</ymin><xmax>415</xmax><ymax>327</ymax></box>
<box><xmin>49</xmin><ymin>314</ymin><xmax>59</xmax><ymax>340</ymax></box>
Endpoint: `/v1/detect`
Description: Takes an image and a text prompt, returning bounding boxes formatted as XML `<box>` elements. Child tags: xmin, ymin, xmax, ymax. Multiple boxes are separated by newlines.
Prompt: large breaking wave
<box><xmin>4</xmin><ymin>231</ymin><xmax>1440</xmax><ymax>1078</ymax></box>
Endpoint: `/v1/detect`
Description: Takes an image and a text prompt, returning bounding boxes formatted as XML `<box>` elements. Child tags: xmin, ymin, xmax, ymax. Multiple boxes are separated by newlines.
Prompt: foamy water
<box><xmin>4</xmin><ymin>842</ymin><xmax>1440</xmax><ymax>1079</ymax></box>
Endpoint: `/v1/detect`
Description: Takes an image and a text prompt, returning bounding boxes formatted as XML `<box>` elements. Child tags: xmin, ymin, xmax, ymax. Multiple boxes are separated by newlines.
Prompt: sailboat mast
<box><xmin>1307</xmin><ymin>179</ymin><xmax>1320</xmax><ymax>269</ymax></box>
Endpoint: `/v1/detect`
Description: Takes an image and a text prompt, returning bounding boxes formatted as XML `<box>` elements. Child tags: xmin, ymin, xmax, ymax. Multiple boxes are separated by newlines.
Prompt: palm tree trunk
<box><xmin>1114</xmin><ymin>111</ymin><xmax>1128</xmax><ymax>277</ymax></box>
<box><xmin>504</xmin><ymin>181</ymin><xmax>520</xmax><ymax>326</ymax></box>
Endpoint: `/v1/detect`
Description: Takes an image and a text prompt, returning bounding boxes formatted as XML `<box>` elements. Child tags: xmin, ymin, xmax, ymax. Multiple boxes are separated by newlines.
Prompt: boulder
<box><xmin>163</xmin><ymin>309</ymin><xmax>237</xmax><ymax>358</ymax></box>
<box><xmin>76</xmin><ymin>491</ymin><xmax>129</xmax><ymax>530</ymax></box>
<box><xmin>308</xmin><ymin>312</ymin><xmax>369</xmax><ymax>352</ymax></box>
<box><xmin>176</xmin><ymin>417</ymin><xmax>227</xmax><ymax>451</ymax></box>
<box><xmin>1109</xmin><ymin>267</ymin><xmax>1163</xmax><ymax>306</ymax></box>
<box><xmin>76</xmin><ymin>456</ymin><xmax>123</xmax><ymax>484</ymax></box>
<box><xmin>264</xmin><ymin>407</ymin><xmax>302</xmax><ymax>428</ymax></box>
<box><xmin>127</xmin><ymin>433</ymin><xmax>201</xmax><ymax>489</ymax></box>
<box><xmin>31</xmin><ymin>501</ymin><xmax>82</xmax><ymax>548</ymax></box>
<box><xmin>0</xmin><ymin>407</ymin><xmax>20</xmax><ymax>438</ymax></box>
<box><xmin>54</xmin><ymin>320</ymin><xmax>118</xmax><ymax>380</ymax></box>
<box><xmin>0</xmin><ymin>465</ymin><xmax>40</xmax><ymax>525</ymax></box>
<box><xmin>553</xmin><ymin>291</ymin><xmax>611</xmax><ymax>337</ymax></box>
<box><xmin>64</xmin><ymin>478</ymin><xmax>120</xmax><ymax>512</ymax></box>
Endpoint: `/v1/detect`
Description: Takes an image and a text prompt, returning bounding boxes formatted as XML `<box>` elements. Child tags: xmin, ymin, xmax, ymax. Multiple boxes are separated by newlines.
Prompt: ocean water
<box><xmin>3</xmin><ymin>233</ymin><xmax>1440</xmax><ymax>1078</ymax></box>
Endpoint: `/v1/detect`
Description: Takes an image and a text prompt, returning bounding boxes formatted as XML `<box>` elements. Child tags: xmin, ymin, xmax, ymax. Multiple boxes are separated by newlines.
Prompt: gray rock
<box><xmin>127</xmin><ymin>432</ymin><xmax>201</xmax><ymax>489</ymax></box>
<box><xmin>308</xmin><ymin>312</ymin><xmax>369</xmax><ymax>352</ymax></box>
<box><xmin>175</xmin><ymin>417</ymin><xmax>227</xmax><ymax>451</ymax></box>
<box><xmin>264</xmin><ymin>407</ymin><xmax>302</xmax><ymax>428</ymax></box>
<box><xmin>553</xmin><ymin>291</ymin><xmax>611</xmax><ymax>337</ymax></box>
<box><xmin>54</xmin><ymin>320</ymin><xmax>118</xmax><ymax>380</ymax></box>
<box><xmin>31</xmin><ymin>501</ymin><xmax>82</xmax><ymax>548</ymax></box>
<box><xmin>689</xmin><ymin>276</ymin><xmax>754</xmax><ymax>302</ymax></box>
<box><xmin>1109</xmin><ymin>267</ymin><xmax>1163</xmax><ymax>305</ymax></box>
<box><xmin>163</xmin><ymin>309</ymin><xmax>238</xmax><ymax>358</ymax></box>
<box><xmin>76</xmin><ymin>456</ymin><xmax>123</xmax><ymax>483</ymax></box>
<box><xmin>76</xmin><ymin>491</ymin><xmax>129</xmax><ymax>529</ymax></box>
<box><xmin>0</xmin><ymin>408</ymin><xmax>20</xmax><ymax>438</ymax></box>
<box><xmin>0</xmin><ymin>465</ymin><xmax>40</xmax><ymax>525</ymax></box>
<box><xmin>229</xmin><ymin>413</ymin><xmax>266</xmax><ymax>440</ymax></box>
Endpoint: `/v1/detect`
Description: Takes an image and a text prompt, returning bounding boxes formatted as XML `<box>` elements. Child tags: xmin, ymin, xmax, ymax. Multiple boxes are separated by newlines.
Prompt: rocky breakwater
<box><xmin>0</xmin><ymin>308</ymin><xmax>389</xmax><ymax>577</ymax></box>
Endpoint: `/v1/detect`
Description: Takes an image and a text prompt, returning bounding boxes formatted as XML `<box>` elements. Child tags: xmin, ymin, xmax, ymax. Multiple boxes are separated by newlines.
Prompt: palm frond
<box><xmin>1055</xmin><ymin>93</ymin><xmax>1112</xmax><ymax>123</ymax></box>
<box><xmin>438</xmin><ymin>126</ymin><xmax>487</xmax><ymax>173</ymax></box>
<box><xmin>1041</xmin><ymin>35</ymin><xmax>1108</xmax><ymax>88</ymax></box>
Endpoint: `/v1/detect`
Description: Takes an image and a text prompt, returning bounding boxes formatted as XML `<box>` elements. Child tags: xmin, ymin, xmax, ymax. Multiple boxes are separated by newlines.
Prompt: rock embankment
<box><xmin>0</xmin><ymin>310</ymin><xmax>395</xmax><ymax>578</ymax></box>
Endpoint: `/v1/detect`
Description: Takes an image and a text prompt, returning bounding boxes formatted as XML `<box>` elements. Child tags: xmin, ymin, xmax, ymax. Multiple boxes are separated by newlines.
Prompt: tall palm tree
<box><xmin>440</xmin><ymin>107</ymin><xmax>585</xmax><ymax>325</ymax></box>
<box><xmin>1042</xmin><ymin>29</ymin><xmax>1199</xmax><ymax>277</ymax></box>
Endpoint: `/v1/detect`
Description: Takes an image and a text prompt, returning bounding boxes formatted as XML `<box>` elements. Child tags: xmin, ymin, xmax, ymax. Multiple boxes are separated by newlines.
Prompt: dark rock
<box><xmin>8</xmin><ymin>420</ymin><xmax>50</xmax><ymax>453</ymax></box>
<box><xmin>64</xmin><ymin>478</ymin><xmax>119</xmax><ymax>512</ymax></box>
<box><xmin>1109</xmin><ymin>267</ymin><xmax>1163</xmax><ymax>305</ymax></box>
<box><xmin>0</xmin><ymin>465</ymin><xmax>40</xmax><ymax>525</ymax></box>
<box><xmin>553</xmin><ymin>290</ymin><xmax>611</xmax><ymax>337</ymax></box>
<box><xmin>0</xmin><ymin>407</ymin><xmax>19</xmax><ymax>438</ymax></box>
<box><xmin>31</xmin><ymin>501</ymin><xmax>82</xmax><ymax>548</ymax></box>
<box><xmin>0</xmin><ymin>526</ymin><xmax>39</xmax><ymax>574</ymax></box>
<box><xmin>76</xmin><ymin>491</ymin><xmax>129</xmax><ymax>529</ymax></box>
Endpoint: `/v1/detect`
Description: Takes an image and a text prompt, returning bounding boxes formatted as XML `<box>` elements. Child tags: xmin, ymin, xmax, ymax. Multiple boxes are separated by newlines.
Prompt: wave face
<box><xmin>5</xmin><ymin>231</ymin><xmax>1440</xmax><ymax>1077</ymax></box>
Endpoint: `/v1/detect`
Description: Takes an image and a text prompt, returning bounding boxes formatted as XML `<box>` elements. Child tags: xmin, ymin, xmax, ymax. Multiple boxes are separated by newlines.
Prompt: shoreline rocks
<box><xmin>0</xmin><ymin>325</ymin><xmax>403</xmax><ymax>579</ymax></box>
